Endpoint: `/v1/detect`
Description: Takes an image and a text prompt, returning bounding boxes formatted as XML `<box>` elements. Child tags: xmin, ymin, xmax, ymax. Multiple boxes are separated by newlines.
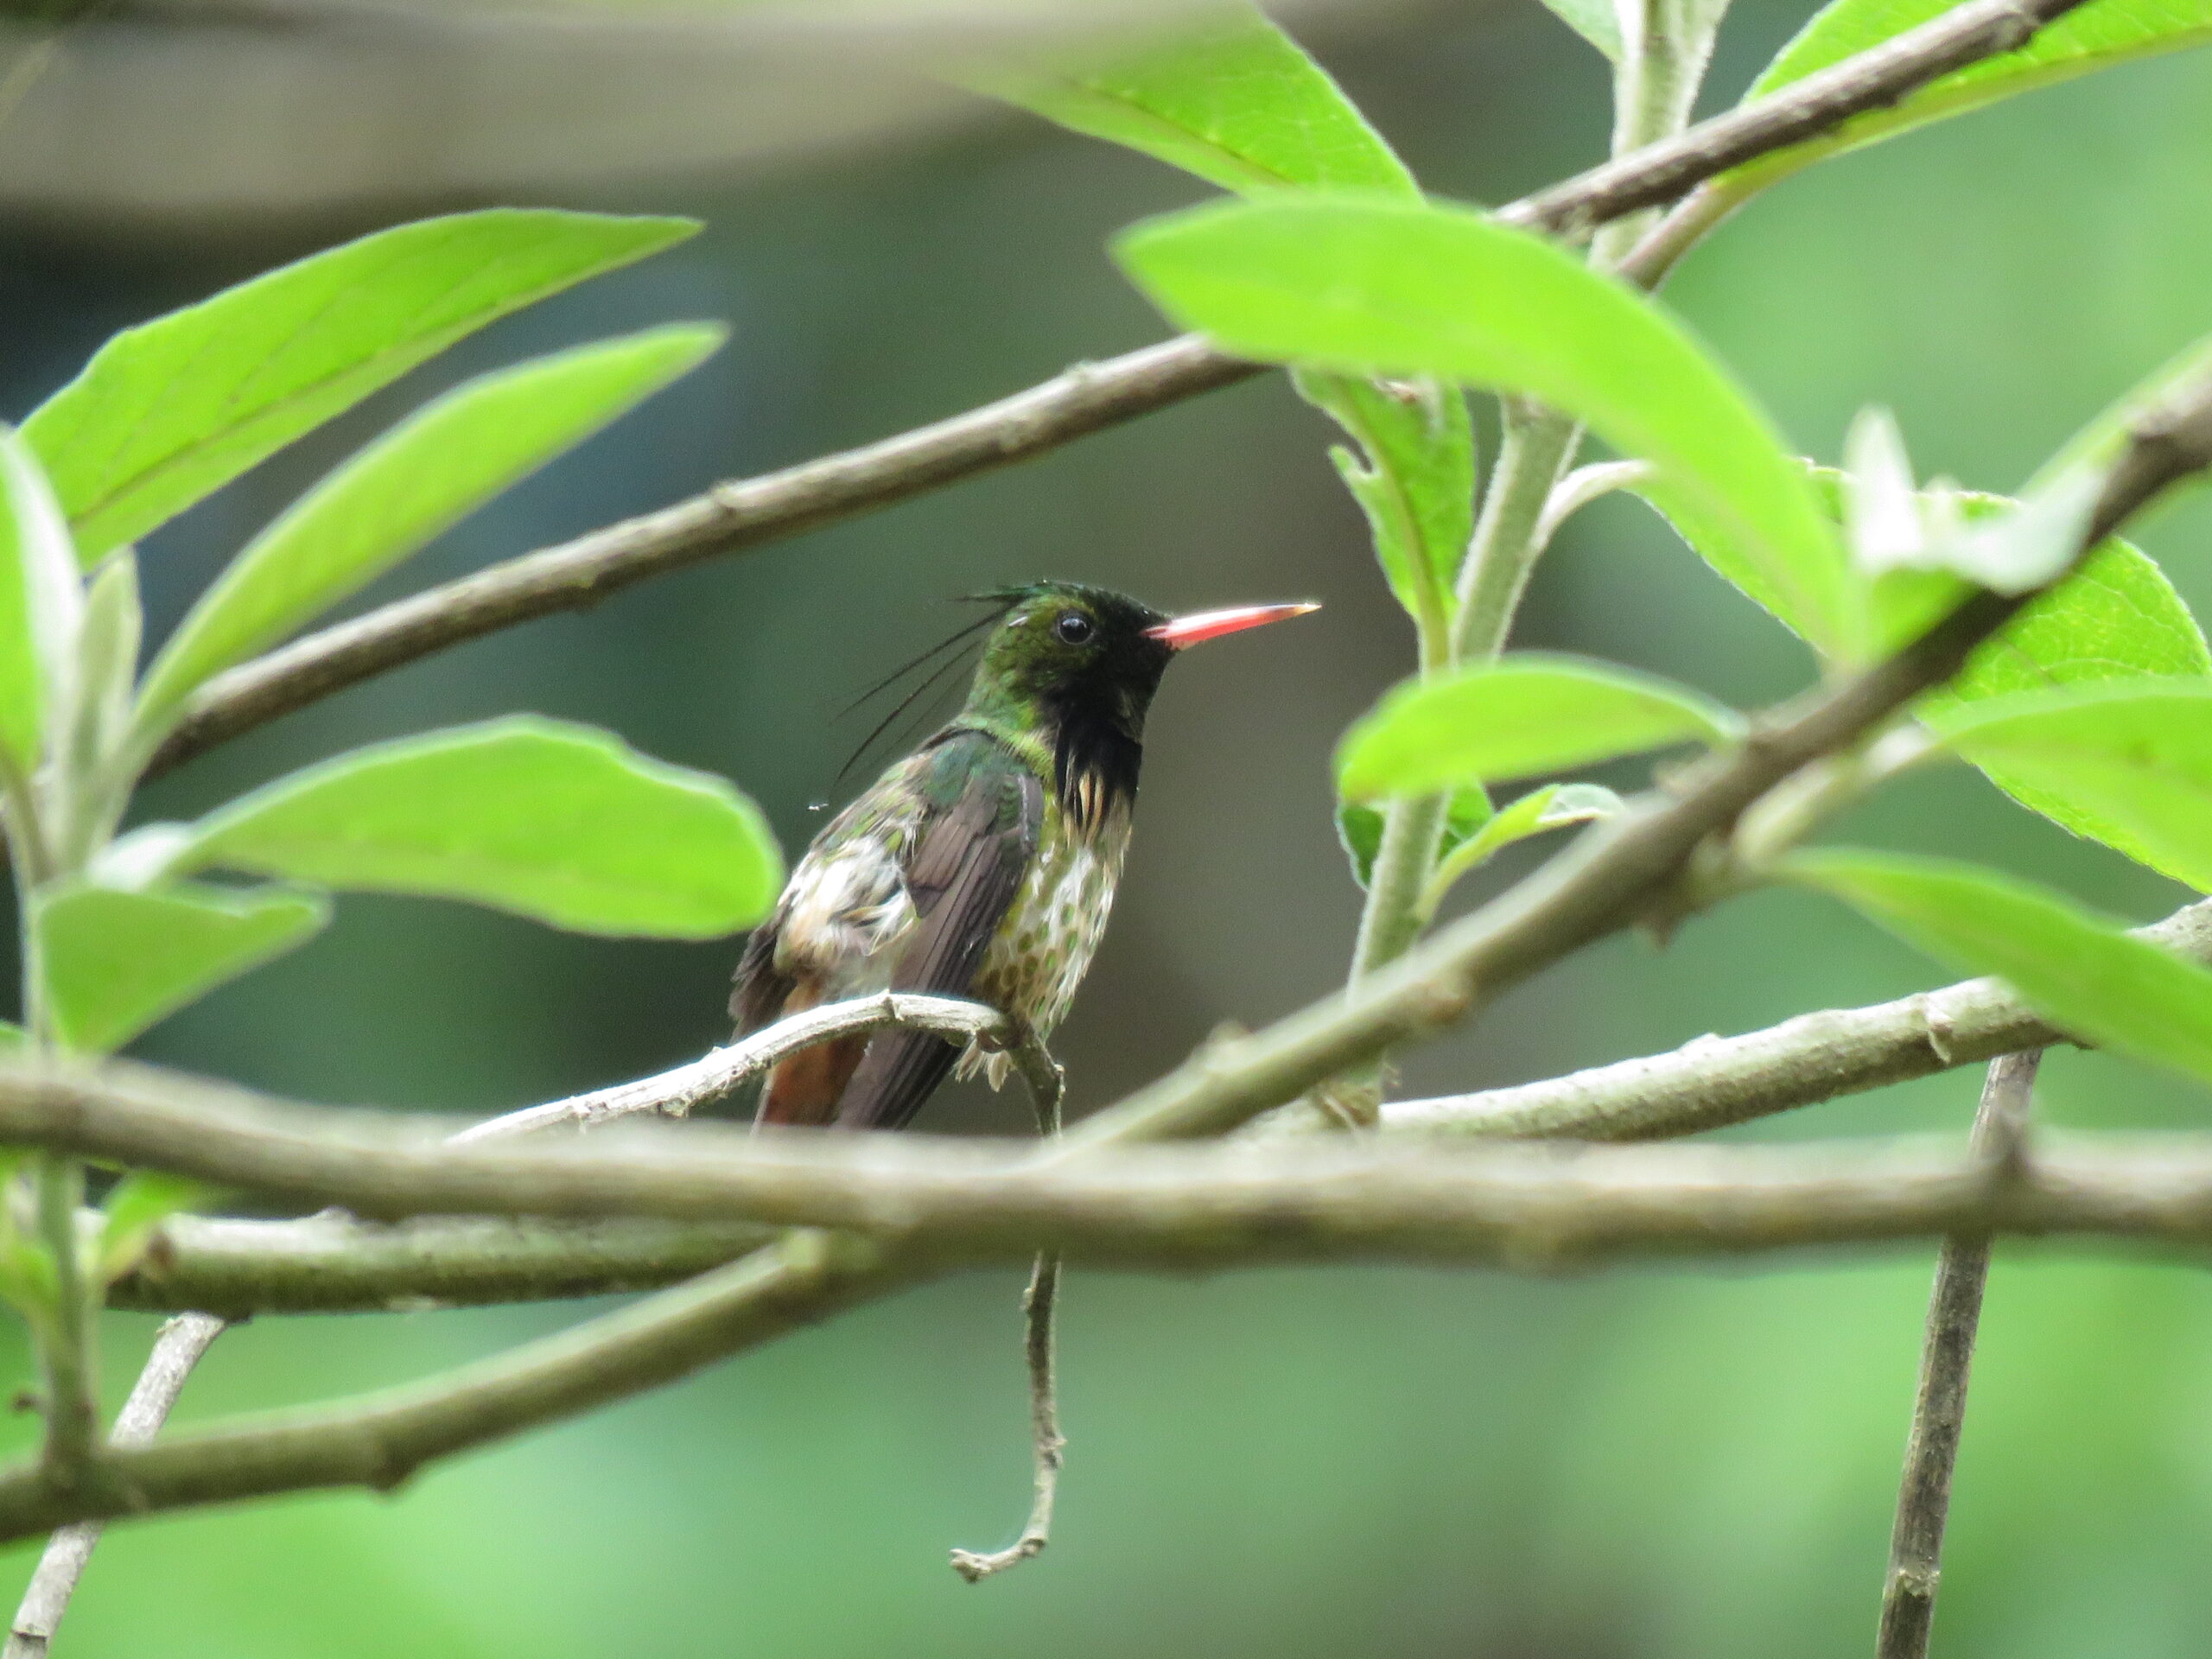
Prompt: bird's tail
<box><xmin>755</xmin><ymin>982</ymin><xmax>869</xmax><ymax>1128</ymax></box>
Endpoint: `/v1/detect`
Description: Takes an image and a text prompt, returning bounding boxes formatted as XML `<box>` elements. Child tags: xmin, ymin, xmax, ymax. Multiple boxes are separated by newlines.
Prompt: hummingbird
<box><xmin>731</xmin><ymin>581</ymin><xmax>1318</xmax><ymax>1130</ymax></box>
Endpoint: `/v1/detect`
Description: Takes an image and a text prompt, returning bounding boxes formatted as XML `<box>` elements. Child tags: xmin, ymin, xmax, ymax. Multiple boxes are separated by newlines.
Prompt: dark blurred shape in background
<box><xmin>5</xmin><ymin>3</ymin><xmax>2212</xmax><ymax>1655</ymax></box>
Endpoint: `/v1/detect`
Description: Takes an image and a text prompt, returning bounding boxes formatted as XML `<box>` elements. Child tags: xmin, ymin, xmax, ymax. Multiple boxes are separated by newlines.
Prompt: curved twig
<box><xmin>453</xmin><ymin>992</ymin><xmax>1046</xmax><ymax>1142</ymax></box>
<box><xmin>1374</xmin><ymin>900</ymin><xmax>2212</xmax><ymax>1143</ymax></box>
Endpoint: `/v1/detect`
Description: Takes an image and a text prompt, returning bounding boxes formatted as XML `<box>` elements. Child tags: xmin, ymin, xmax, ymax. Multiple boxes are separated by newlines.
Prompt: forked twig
<box><xmin>4</xmin><ymin>1312</ymin><xmax>228</xmax><ymax>1659</ymax></box>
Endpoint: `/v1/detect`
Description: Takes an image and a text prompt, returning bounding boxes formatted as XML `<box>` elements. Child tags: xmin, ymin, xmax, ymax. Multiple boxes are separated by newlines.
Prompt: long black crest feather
<box><xmin>830</xmin><ymin>594</ymin><xmax>1018</xmax><ymax>790</ymax></box>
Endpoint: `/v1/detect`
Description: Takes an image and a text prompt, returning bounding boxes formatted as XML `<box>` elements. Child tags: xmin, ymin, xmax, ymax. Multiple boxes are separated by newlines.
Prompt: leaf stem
<box><xmin>1452</xmin><ymin>404</ymin><xmax>1580</xmax><ymax>662</ymax></box>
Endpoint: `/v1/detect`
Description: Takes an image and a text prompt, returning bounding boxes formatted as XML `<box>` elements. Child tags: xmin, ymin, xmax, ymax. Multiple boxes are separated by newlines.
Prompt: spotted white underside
<box><xmin>770</xmin><ymin>759</ymin><xmax>1128</xmax><ymax>1089</ymax></box>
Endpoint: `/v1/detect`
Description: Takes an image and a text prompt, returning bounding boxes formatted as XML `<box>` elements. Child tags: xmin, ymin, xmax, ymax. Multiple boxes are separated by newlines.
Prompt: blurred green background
<box><xmin>6</xmin><ymin>1</ymin><xmax>2212</xmax><ymax>1653</ymax></box>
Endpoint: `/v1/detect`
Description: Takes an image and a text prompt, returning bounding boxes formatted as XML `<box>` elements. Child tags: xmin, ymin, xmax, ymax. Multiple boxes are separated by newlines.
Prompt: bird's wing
<box><xmin>728</xmin><ymin>922</ymin><xmax>793</xmax><ymax>1039</ymax></box>
<box><xmin>832</xmin><ymin>732</ymin><xmax>1044</xmax><ymax>1130</ymax></box>
<box><xmin>729</xmin><ymin>750</ymin><xmax>933</xmax><ymax>1039</ymax></box>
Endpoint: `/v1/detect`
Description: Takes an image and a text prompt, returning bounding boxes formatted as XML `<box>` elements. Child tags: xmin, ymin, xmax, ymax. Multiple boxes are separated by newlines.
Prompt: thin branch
<box><xmin>1877</xmin><ymin>1049</ymin><xmax>2041</xmax><ymax>1659</ymax></box>
<box><xmin>953</xmin><ymin>1018</ymin><xmax>1067</xmax><ymax>1582</ymax></box>
<box><xmin>77</xmin><ymin>1125</ymin><xmax>2212</xmax><ymax>1313</ymax></box>
<box><xmin>1376</xmin><ymin>899</ymin><xmax>2212</xmax><ymax>1142</ymax></box>
<box><xmin>43</xmin><ymin>1110</ymin><xmax>2212</xmax><ymax>1541</ymax></box>
<box><xmin>950</xmin><ymin>1252</ymin><xmax>1063</xmax><ymax>1583</ymax></box>
<box><xmin>29</xmin><ymin>1157</ymin><xmax>96</xmax><ymax>1485</ymax></box>
<box><xmin>3</xmin><ymin>1313</ymin><xmax>226</xmax><ymax>1659</ymax></box>
<box><xmin>112</xmin><ymin>1211</ymin><xmax>772</xmax><ymax>1314</ymax></box>
<box><xmin>452</xmin><ymin>991</ymin><xmax>1038</xmax><ymax>1142</ymax></box>
<box><xmin>143</xmin><ymin>0</ymin><xmax>2094</xmax><ymax>779</ymax></box>
<box><xmin>28</xmin><ymin>1058</ymin><xmax>2212</xmax><ymax>1268</ymax></box>
<box><xmin>0</xmin><ymin>1227</ymin><xmax>912</xmax><ymax>1548</ymax></box>
<box><xmin>144</xmin><ymin>339</ymin><xmax>1256</xmax><ymax>776</ymax></box>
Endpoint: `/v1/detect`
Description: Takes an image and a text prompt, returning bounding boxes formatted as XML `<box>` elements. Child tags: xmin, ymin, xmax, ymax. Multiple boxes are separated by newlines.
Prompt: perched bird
<box><xmin>732</xmin><ymin>581</ymin><xmax>1317</xmax><ymax>1130</ymax></box>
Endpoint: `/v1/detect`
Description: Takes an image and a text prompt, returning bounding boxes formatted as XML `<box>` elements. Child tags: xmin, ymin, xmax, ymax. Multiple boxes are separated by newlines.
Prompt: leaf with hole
<box><xmin>1118</xmin><ymin>197</ymin><xmax>1853</xmax><ymax>658</ymax></box>
<box><xmin>1338</xmin><ymin>654</ymin><xmax>1740</xmax><ymax>799</ymax></box>
<box><xmin>34</xmin><ymin>881</ymin><xmax>330</xmax><ymax>1056</ymax></box>
<box><xmin>135</xmin><ymin>323</ymin><xmax>726</xmax><ymax>731</ymax></box>
<box><xmin>1789</xmin><ymin>849</ymin><xmax>2212</xmax><ymax>1086</ymax></box>
<box><xmin>19</xmin><ymin>209</ymin><xmax>697</xmax><ymax>565</ymax></box>
<box><xmin>177</xmin><ymin>717</ymin><xmax>785</xmax><ymax>938</ymax></box>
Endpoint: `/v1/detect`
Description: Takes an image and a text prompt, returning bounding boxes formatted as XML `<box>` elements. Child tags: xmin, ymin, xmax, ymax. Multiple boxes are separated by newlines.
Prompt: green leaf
<box><xmin>1788</xmin><ymin>849</ymin><xmax>2212</xmax><ymax>1086</ymax></box>
<box><xmin>21</xmin><ymin>209</ymin><xmax>698</xmax><ymax>564</ymax></box>
<box><xmin>1456</xmin><ymin>781</ymin><xmax>1625</xmax><ymax>864</ymax></box>
<box><xmin>134</xmin><ymin>323</ymin><xmax>727</xmax><ymax>730</ymax></box>
<box><xmin>976</xmin><ymin>8</ymin><xmax>1472</xmax><ymax>626</ymax></box>
<box><xmin>1299</xmin><ymin>371</ymin><xmax>1477</xmax><ymax>624</ymax></box>
<box><xmin>965</xmin><ymin>4</ymin><xmax>1417</xmax><ymax>197</ymax></box>
<box><xmin>63</xmin><ymin>550</ymin><xmax>142</xmax><ymax>786</ymax></box>
<box><xmin>1418</xmin><ymin>781</ymin><xmax>1624</xmax><ymax>915</ymax></box>
<box><xmin>0</xmin><ymin>1022</ymin><xmax>23</xmax><ymax>1057</ymax></box>
<box><xmin>1117</xmin><ymin>197</ymin><xmax>1853</xmax><ymax>658</ymax></box>
<box><xmin>177</xmin><ymin>716</ymin><xmax>784</xmax><ymax>938</ymax></box>
<box><xmin>1336</xmin><ymin>786</ymin><xmax>1491</xmax><ymax>891</ymax></box>
<box><xmin>1799</xmin><ymin>469</ymin><xmax>2211</xmax><ymax>683</ymax></box>
<box><xmin>34</xmin><ymin>881</ymin><xmax>330</xmax><ymax>1055</ymax></box>
<box><xmin>98</xmin><ymin>1170</ymin><xmax>220</xmax><ymax>1285</ymax></box>
<box><xmin>1735</xmin><ymin>0</ymin><xmax>2212</xmax><ymax>192</ymax></box>
<box><xmin>1926</xmin><ymin>682</ymin><xmax>2212</xmax><ymax>892</ymax></box>
<box><xmin>0</xmin><ymin>431</ymin><xmax>83</xmax><ymax>773</ymax></box>
<box><xmin>1537</xmin><ymin>0</ymin><xmax>1625</xmax><ymax>60</ymax></box>
<box><xmin>1338</xmin><ymin>653</ymin><xmax>1742</xmax><ymax>799</ymax></box>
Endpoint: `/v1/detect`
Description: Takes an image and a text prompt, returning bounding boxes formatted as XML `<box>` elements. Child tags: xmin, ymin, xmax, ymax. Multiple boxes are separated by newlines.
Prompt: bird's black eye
<box><xmin>1054</xmin><ymin>612</ymin><xmax>1095</xmax><ymax>645</ymax></box>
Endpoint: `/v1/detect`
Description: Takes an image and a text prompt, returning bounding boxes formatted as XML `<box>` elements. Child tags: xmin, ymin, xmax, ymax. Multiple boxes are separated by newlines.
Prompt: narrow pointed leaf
<box><xmin>60</xmin><ymin>550</ymin><xmax>143</xmax><ymax>795</ymax></box>
<box><xmin>1300</xmin><ymin>370</ymin><xmax>1476</xmax><ymax>622</ymax></box>
<box><xmin>177</xmin><ymin>717</ymin><xmax>783</xmax><ymax>938</ymax></box>
<box><xmin>1927</xmin><ymin>682</ymin><xmax>2212</xmax><ymax>892</ymax></box>
<box><xmin>1538</xmin><ymin>0</ymin><xmax>1626</xmax><ymax>59</ymax></box>
<box><xmin>1458</xmin><ymin>781</ymin><xmax>1624</xmax><ymax>865</ymax></box>
<box><xmin>1734</xmin><ymin>0</ymin><xmax>2212</xmax><ymax>191</ymax></box>
<box><xmin>965</xmin><ymin>4</ymin><xmax>1416</xmax><ymax>196</ymax></box>
<box><xmin>136</xmin><ymin>324</ymin><xmax>726</xmax><ymax>729</ymax></box>
<box><xmin>34</xmin><ymin>881</ymin><xmax>329</xmax><ymax>1055</ymax></box>
<box><xmin>98</xmin><ymin>1170</ymin><xmax>221</xmax><ymax>1285</ymax></box>
<box><xmin>1336</xmin><ymin>786</ymin><xmax>1490</xmax><ymax>890</ymax></box>
<box><xmin>1338</xmin><ymin>653</ymin><xmax>1741</xmax><ymax>798</ymax></box>
<box><xmin>1788</xmin><ymin>849</ymin><xmax>2212</xmax><ymax>1086</ymax></box>
<box><xmin>20</xmin><ymin>209</ymin><xmax>698</xmax><ymax>564</ymax></box>
<box><xmin>1118</xmin><ymin>197</ymin><xmax>1853</xmax><ymax>658</ymax></box>
<box><xmin>0</xmin><ymin>433</ymin><xmax>84</xmax><ymax>772</ymax></box>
